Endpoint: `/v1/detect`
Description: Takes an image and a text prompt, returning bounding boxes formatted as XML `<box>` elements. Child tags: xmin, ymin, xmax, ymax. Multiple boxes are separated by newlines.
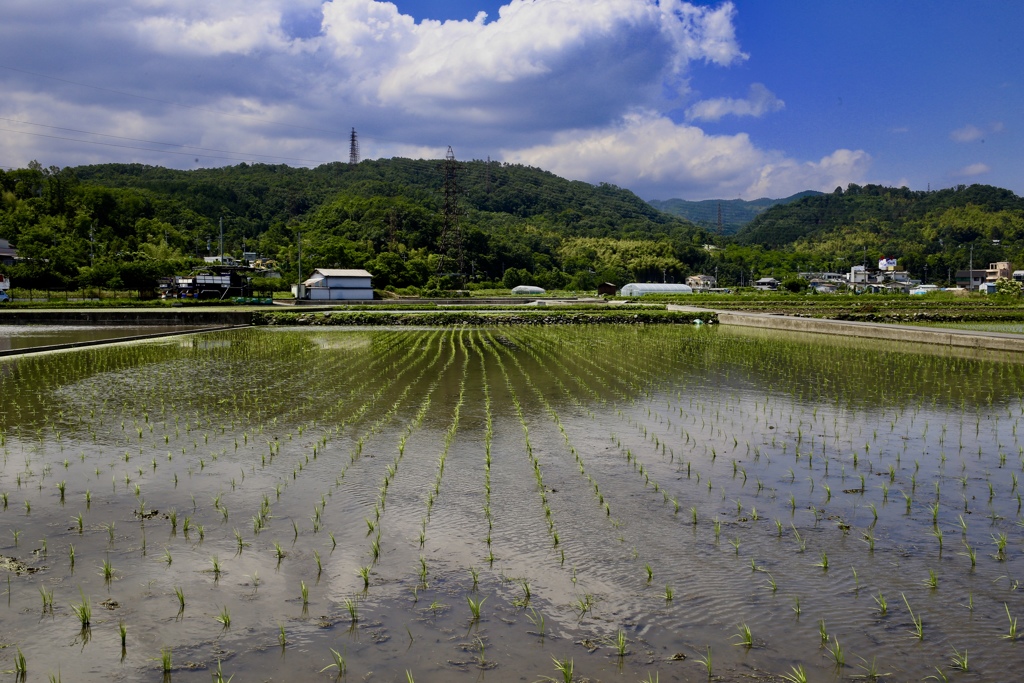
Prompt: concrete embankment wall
<box><xmin>0</xmin><ymin>310</ymin><xmax>254</xmax><ymax>325</ymax></box>
<box><xmin>668</xmin><ymin>305</ymin><xmax>1024</xmax><ymax>354</ymax></box>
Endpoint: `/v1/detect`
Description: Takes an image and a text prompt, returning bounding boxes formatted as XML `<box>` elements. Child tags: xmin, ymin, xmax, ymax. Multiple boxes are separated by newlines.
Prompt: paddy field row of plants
<box><xmin>0</xmin><ymin>325</ymin><xmax>1021</xmax><ymax>681</ymax></box>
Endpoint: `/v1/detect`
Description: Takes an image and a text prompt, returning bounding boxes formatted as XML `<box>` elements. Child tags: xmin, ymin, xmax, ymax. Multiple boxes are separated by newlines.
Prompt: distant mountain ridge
<box><xmin>649</xmin><ymin>191</ymin><xmax>823</xmax><ymax>234</ymax></box>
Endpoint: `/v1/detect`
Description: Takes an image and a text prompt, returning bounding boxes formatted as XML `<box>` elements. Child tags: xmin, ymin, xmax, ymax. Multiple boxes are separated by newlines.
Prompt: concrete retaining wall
<box><xmin>668</xmin><ymin>305</ymin><xmax>1024</xmax><ymax>354</ymax></box>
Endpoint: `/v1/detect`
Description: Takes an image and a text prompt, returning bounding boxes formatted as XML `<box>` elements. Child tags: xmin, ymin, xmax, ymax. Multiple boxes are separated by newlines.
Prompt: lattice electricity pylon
<box><xmin>349</xmin><ymin>128</ymin><xmax>360</xmax><ymax>165</ymax></box>
<box><xmin>436</xmin><ymin>146</ymin><xmax>464</xmax><ymax>283</ymax></box>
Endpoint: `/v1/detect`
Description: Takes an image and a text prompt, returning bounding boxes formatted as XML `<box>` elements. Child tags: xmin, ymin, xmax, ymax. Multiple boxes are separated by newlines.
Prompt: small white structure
<box><xmin>302</xmin><ymin>269</ymin><xmax>374</xmax><ymax>300</ymax></box>
<box><xmin>620</xmin><ymin>283</ymin><xmax>693</xmax><ymax>296</ymax></box>
<box><xmin>511</xmin><ymin>285</ymin><xmax>546</xmax><ymax>295</ymax></box>
<box><xmin>910</xmin><ymin>284</ymin><xmax>940</xmax><ymax>295</ymax></box>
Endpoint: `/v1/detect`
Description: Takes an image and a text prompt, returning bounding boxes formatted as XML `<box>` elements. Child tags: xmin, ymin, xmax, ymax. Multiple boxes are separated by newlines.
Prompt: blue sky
<box><xmin>0</xmin><ymin>1</ymin><xmax>1020</xmax><ymax>200</ymax></box>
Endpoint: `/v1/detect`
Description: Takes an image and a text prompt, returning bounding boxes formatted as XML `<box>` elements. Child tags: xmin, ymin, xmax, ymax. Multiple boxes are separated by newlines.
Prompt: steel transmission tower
<box><xmin>349</xmin><ymin>128</ymin><xmax>359</xmax><ymax>165</ymax></box>
<box><xmin>436</xmin><ymin>146</ymin><xmax>464</xmax><ymax>284</ymax></box>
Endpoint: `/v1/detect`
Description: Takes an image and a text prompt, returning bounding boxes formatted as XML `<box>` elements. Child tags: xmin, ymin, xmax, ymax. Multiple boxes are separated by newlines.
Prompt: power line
<box><xmin>0</xmin><ymin>117</ymin><xmax>333</xmax><ymax>165</ymax></box>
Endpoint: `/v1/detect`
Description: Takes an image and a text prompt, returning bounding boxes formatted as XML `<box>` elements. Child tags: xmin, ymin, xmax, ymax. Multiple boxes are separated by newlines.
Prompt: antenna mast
<box><xmin>349</xmin><ymin>128</ymin><xmax>360</xmax><ymax>165</ymax></box>
<box><xmin>436</xmin><ymin>146</ymin><xmax>464</xmax><ymax>285</ymax></box>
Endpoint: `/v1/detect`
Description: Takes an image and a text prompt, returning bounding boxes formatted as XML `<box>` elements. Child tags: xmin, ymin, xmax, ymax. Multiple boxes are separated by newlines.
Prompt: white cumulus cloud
<box><xmin>686</xmin><ymin>83</ymin><xmax>784</xmax><ymax>122</ymax></box>
<box><xmin>503</xmin><ymin>111</ymin><xmax>870</xmax><ymax>199</ymax></box>
<box><xmin>0</xmin><ymin>0</ymin><xmax>875</xmax><ymax>200</ymax></box>
<box><xmin>950</xmin><ymin>124</ymin><xmax>983</xmax><ymax>143</ymax></box>
<box><xmin>955</xmin><ymin>162</ymin><xmax>991</xmax><ymax>177</ymax></box>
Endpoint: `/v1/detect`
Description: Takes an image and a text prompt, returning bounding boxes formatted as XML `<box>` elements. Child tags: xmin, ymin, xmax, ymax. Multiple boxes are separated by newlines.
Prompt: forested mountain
<box><xmin>734</xmin><ymin>183</ymin><xmax>1024</xmax><ymax>281</ymax></box>
<box><xmin>0</xmin><ymin>159</ymin><xmax>713</xmax><ymax>291</ymax></box>
<box><xmin>4</xmin><ymin>159</ymin><xmax>1023</xmax><ymax>293</ymax></box>
<box><xmin>649</xmin><ymin>191</ymin><xmax>821</xmax><ymax>234</ymax></box>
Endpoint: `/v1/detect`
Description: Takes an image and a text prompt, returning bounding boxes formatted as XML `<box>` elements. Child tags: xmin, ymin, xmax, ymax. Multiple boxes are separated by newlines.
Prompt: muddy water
<box><xmin>0</xmin><ymin>326</ymin><xmax>1022</xmax><ymax>682</ymax></box>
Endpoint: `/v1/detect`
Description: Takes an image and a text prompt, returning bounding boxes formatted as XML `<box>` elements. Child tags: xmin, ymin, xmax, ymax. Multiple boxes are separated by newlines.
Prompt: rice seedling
<box><xmin>211</xmin><ymin>659</ymin><xmax>233</xmax><ymax>683</ymax></box>
<box><xmin>874</xmin><ymin>592</ymin><xmax>887</xmax><ymax>616</ymax></box>
<box><xmin>664</xmin><ymin>584</ymin><xmax>674</xmax><ymax>601</ymax></box>
<box><xmin>950</xmin><ymin>646</ymin><xmax>968</xmax><ymax>671</ymax></box>
<box><xmin>320</xmin><ymin>648</ymin><xmax>347</xmax><ymax>675</ymax></box>
<box><xmin>992</xmin><ymin>532</ymin><xmax>1008</xmax><ymax>560</ymax></box>
<box><xmin>826</xmin><ymin>636</ymin><xmax>845</xmax><ymax>669</ymax></box>
<box><xmin>732</xmin><ymin>623</ymin><xmax>753</xmax><ymax>648</ymax></box>
<box><xmin>357</xmin><ymin>565</ymin><xmax>371</xmax><ymax>589</ymax></box>
<box><xmin>694</xmin><ymin>646</ymin><xmax>712</xmax><ymax>678</ymax></box>
<box><xmin>39</xmin><ymin>586</ymin><xmax>54</xmax><ymax>613</ymax></box>
<box><xmin>615</xmin><ymin>628</ymin><xmax>628</xmax><ymax>656</ymax></box>
<box><xmin>1004</xmin><ymin>603</ymin><xmax>1018</xmax><ymax>640</ymax></box>
<box><xmin>174</xmin><ymin>586</ymin><xmax>185</xmax><ymax>611</ymax></box>
<box><xmin>526</xmin><ymin>607</ymin><xmax>546</xmax><ymax>637</ymax></box>
<box><xmin>539</xmin><ymin>656</ymin><xmax>574</xmax><ymax>683</ymax></box>
<box><xmin>924</xmin><ymin>569</ymin><xmax>938</xmax><ymax>589</ymax></box>
<box><xmin>814</xmin><ymin>550</ymin><xmax>829</xmax><ymax>570</ymax></box>
<box><xmin>71</xmin><ymin>588</ymin><xmax>91</xmax><ymax>627</ymax></box>
<box><xmin>467</xmin><ymin>594</ymin><xmax>486</xmax><ymax>621</ymax></box>
<box><xmin>13</xmin><ymin>647</ymin><xmax>26</xmax><ymax>676</ymax></box>
<box><xmin>779</xmin><ymin>664</ymin><xmax>808</xmax><ymax>683</ymax></box>
<box><xmin>300</xmin><ymin>581</ymin><xmax>309</xmax><ymax>606</ymax></box>
<box><xmin>818</xmin><ymin>619</ymin><xmax>828</xmax><ymax>645</ymax></box>
<box><xmin>118</xmin><ymin>620</ymin><xmax>127</xmax><ymax>648</ymax></box>
<box><xmin>159</xmin><ymin>647</ymin><xmax>172</xmax><ymax>673</ymax></box>
<box><xmin>214</xmin><ymin>605</ymin><xmax>231</xmax><ymax>628</ymax></box>
<box><xmin>100</xmin><ymin>558</ymin><xmax>114</xmax><ymax>582</ymax></box>
<box><xmin>902</xmin><ymin>593</ymin><xmax>923</xmax><ymax>639</ymax></box>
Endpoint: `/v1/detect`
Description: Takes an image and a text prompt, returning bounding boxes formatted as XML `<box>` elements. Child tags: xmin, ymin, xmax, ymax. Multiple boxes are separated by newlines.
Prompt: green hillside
<box><xmin>0</xmin><ymin>159</ymin><xmax>713</xmax><ymax>292</ymax></box>
<box><xmin>733</xmin><ymin>183</ymin><xmax>1024</xmax><ymax>280</ymax></box>
<box><xmin>649</xmin><ymin>191</ymin><xmax>820</xmax><ymax>234</ymax></box>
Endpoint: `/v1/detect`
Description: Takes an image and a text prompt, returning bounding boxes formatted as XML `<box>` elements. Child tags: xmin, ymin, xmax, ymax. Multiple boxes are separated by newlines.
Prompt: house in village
<box><xmin>300</xmin><ymin>269</ymin><xmax>374</xmax><ymax>300</ymax></box>
<box><xmin>685</xmin><ymin>274</ymin><xmax>717</xmax><ymax>291</ymax></box>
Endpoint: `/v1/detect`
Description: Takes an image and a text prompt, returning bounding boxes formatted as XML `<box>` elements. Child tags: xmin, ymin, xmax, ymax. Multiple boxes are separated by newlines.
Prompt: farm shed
<box><xmin>596</xmin><ymin>282</ymin><xmax>618</xmax><ymax>296</ymax></box>
<box><xmin>302</xmin><ymin>269</ymin><xmax>374</xmax><ymax>300</ymax></box>
<box><xmin>511</xmin><ymin>285</ymin><xmax>546</xmax><ymax>295</ymax></box>
<box><xmin>620</xmin><ymin>283</ymin><xmax>693</xmax><ymax>296</ymax></box>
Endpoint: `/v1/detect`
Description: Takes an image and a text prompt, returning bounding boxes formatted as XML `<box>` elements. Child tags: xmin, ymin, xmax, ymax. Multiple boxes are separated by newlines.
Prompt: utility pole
<box><xmin>969</xmin><ymin>242</ymin><xmax>974</xmax><ymax>291</ymax></box>
<box><xmin>436</xmin><ymin>146</ymin><xmax>464</xmax><ymax>286</ymax></box>
<box><xmin>297</xmin><ymin>231</ymin><xmax>302</xmax><ymax>285</ymax></box>
<box><xmin>349</xmin><ymin>128</ymin><xmax>360</xmax><ymax>165</ymax></box>
<box><xmin>219</xmin><ymin>217</ymin><xmax>224</xmax><ymax>263</ymax></box>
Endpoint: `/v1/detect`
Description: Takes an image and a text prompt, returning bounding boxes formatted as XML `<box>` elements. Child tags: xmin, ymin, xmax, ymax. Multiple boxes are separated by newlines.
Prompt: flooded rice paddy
<box><xmin>0</xmin><ymin>326</ymin><xmax>211</xmax><ymax>352</ymax></box>
<box><xmin>0</xmin><ymin>325</ymin><xmax>1022</xmax><ymax>682</ymax></box>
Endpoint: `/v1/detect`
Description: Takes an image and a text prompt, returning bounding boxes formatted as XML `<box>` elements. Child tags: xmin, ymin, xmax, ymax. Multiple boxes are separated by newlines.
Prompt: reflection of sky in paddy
<box><xmin>0</xmin><ymin>325</ymin><xmax>205</xmax><ymax>351</ymax></box>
